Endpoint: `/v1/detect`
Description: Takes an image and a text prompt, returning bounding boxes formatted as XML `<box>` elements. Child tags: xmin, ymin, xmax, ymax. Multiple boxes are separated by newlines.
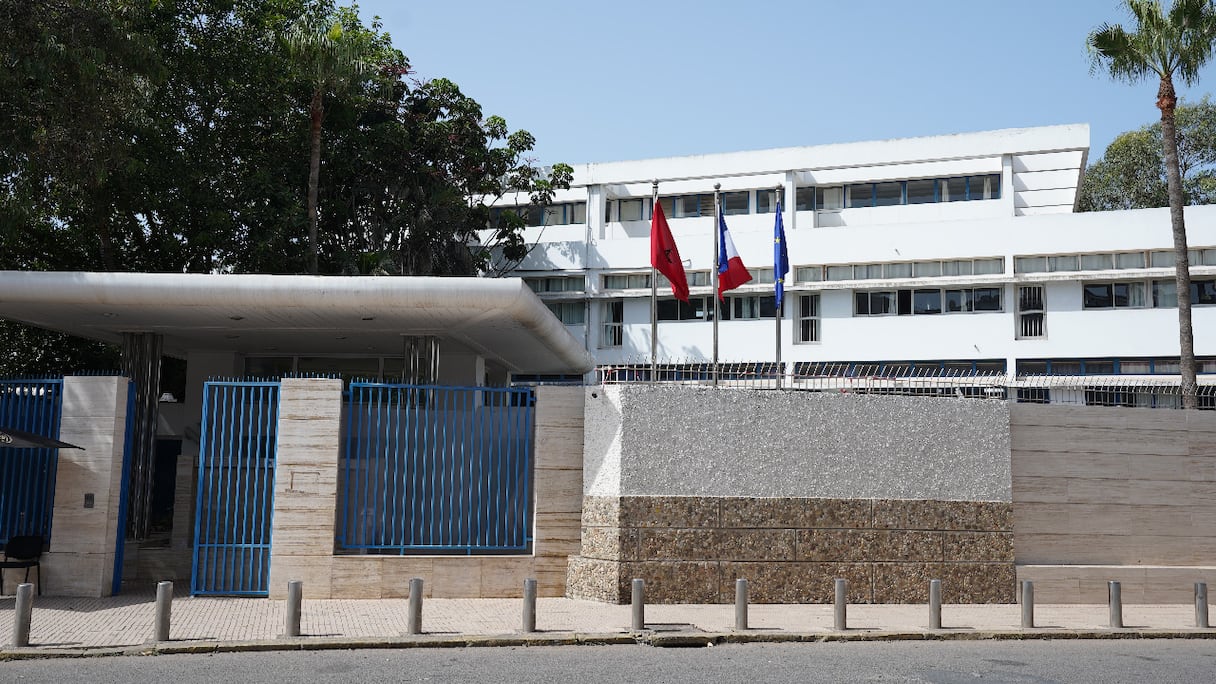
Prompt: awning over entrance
<box><xmin>0</xmin><ymin>272</ymin><xmax>594</xmax><ymax>374</ymax></box>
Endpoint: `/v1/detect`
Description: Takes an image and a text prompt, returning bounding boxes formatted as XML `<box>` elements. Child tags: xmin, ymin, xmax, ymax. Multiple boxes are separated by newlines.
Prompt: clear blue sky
<box><xmin>357</xmin><ymin>0</ymin><xmax>1216</xmax><ymax>167</ymax></box>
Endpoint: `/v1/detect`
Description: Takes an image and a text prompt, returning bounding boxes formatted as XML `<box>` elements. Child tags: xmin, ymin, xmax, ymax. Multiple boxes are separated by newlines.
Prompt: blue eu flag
<box><xmin>774</xmin><ymin>198</ymin><xmax>790</xmax><ymax>309</ymax></box>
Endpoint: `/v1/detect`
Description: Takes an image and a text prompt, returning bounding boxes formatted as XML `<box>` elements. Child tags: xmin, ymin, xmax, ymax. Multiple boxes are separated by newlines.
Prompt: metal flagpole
<box><xmin>712</xmin><ymin>183</ymin><xmax>721</xmax><ymax>388</ymax></box>
<box><xmin>649</xmin><ymin>179</ymin><xmax>659</xmax><ymax>383</ymax></box>
<box><xmin>775</xmin><ymin>185</ymin><xmax>783</xmax><ymax>390</ymax></box>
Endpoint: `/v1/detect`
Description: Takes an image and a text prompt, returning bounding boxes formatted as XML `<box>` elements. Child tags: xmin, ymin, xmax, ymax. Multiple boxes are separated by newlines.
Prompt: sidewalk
<box><xmin>2</xmin><ymin>589</ymin><xmax>1213</xmax><ymax>657</ymax></box>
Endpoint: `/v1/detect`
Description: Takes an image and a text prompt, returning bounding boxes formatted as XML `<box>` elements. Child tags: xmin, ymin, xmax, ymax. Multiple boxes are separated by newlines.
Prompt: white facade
<box><xmin>491</xmin><ymin>124</ymin><xmax>1216</xmax><ymax>387</ymax></box>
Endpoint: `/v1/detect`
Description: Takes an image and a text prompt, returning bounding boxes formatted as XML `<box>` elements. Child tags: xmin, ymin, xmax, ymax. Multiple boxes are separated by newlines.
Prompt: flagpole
<box><xmin>650</xmin><ymin>179</ymin><xmax>659</xmax><ymax>383</ymax></box>
<box><xmin>775</xmin><ymin>185</ymin><xmax>783</xmax><ymax>390</ymax></box>
<box><xmin>712</xmin><ymin>183</ymin><xmax>721</xmax><ymax>388</ymax></box>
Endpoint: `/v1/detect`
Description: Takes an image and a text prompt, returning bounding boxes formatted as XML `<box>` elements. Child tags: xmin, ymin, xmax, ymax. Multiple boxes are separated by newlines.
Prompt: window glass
<box><xmin>896</xmin><ymin>289</ymin><xmax>912</xmax><ymax>315</ymax></box>
<box><xmin>1204</xmin><ymin>249</ymin><xmax>1216</xmax><ymax>266</ymax></box>
<box><xmin>871</xmin><ymin>291</ymin><xmax>896</xmax><ymax>315</ymax></box>
<box><xmin>906</xmin><ymin>179</ymin><xmax>935</xmax><ymax>204</ymax></box>
<box><xmin>1049</xmin><ymin>255</ymin><xmax>1079</xmax><ymax>272</ymax></box>
<box><xmin>874</xmin><ymin>182</ymin><xmax>902</xmax><ymax>207</ymax></box>
<box><xmin>800</xmin><ymin>294</ymin><xmax>819</xmax><ymax>317</ymax></box>
<box><xmin>968</xmin><ymin>174</ymin><xmax>1000</xmax><ymax>200</ymax></box>
<box><xmin>826</xmin><ymin>265</ymin><xmax>853</xmax><ymax>281</ymax></box>
<box><xmin>885</xmin><ymin>262</ymin><xmax>912</xmax><ymax>278</ymax></box>
<box><xmin>1116</xmin><ymin>251</ymin><xmax>1145</xmax><ymax>269</ymax></box>
<box><xmin>1155</xmin><ymin>359</ymin><xmax>1181</xmax><ymax>373</ymax></box>
<box><xmin>1085</xmin><ymin>361</ymin><xmax>1115</xmax><ymax>374</ymax></box>
<box><xmin>675</xmin><ymin>195</ymin><xmax>702</xmax><ymax>218</ymax></box>
<box><xmin>940</xmin><ymin>177</ymin><xmax>966</xmax><ymax>202</ymax></box>
<box><xmin>914</xmin><ymin>261</ymin><xmax>942</xmax><ymax>277</ymax></box>
<box><xmin>972</xmin><ymin>288</ymin><xmax>1002</xmax><ymax>311</ymax></box>
<box><xmin>722</xmin><ymin>191</ymin><xmax>749</xmax><ymax>215</ymax></box>
<box><xmin>945</xmin><ymin>289</ymin><xmax>971</xmax><ymax>312</ymax></box>
<box><xmin>1111</xmin><ymin>282</ymin><xmax>1145</xmax><ymax>307</ymax></box>
<box><xmin>1015</xmin><ymin>256</ymin><xmax>1047</xmax><ymax>274</ymax></box>
<box><xmin>846</xmin><ymin>184</ymin><xmax>873</xmax><ymax>208</ymax></box>
<box><xmin>758</xmin><ymin>296</ymin><xmax>778</xmax><ymax>318</ymax></box>
<box><xmin>795</xmin><ymin>187</ymin><xmax>815</xmax><ymax>211</ymax></box>
<box><xmin>942</xmin><ymin>260</ymin><xmax>973</xmax><ymax>276</ymax></box>
<box><xmin>526</xmin><ymin>206</ymin><xmax>544</xmax><ymax>227</ymax></box>
<box><xmin>542</xmin><ymin>205</ymin><xmax>565</xmax><ymax>225</ymax></box>
<box><xmin>686</xmin><ymin>271</ymin><xmax>710</xmax><ymax>287</ymax></box>
<box><xmin>1080</xmin><ymin>253</ymin><xmax>1114</xmax><ymax>270</ymax></box>
<box><xmin>1153</xmin><ymin>279</ymin><xmax>1177</xmax><ymax>307</ymax></box>
<box><xmin>1121</xmin><ymin>360</ymin><xmax>1152</xmax><ymax>374</ymax></box>
<box><xmin>913</xmin><ymin>289</ymin><xmax>942</xmax><ymax>314</ymax></box>
<box><xmin>756</xmin><ymin>190</ymin><xmax>777</xmax><ymax>214</ymax></box>
<box><xmin>546</xmin><ymin>302</ymin><xmax>585</xmax><ymax>324</ymax></box>
<box><xmin>816</xmin><ymin>186</ymin><xmax>844</xmax><ymax>210</ymax></box>
<box><xmin>1150</xmin><ymin>250</ymin><xmax>1174</xmax><ymax>268</ymax></box>
<box><xmin>795</xmin><ymin>266</ymin><xmax>822</xmax><ymax>282</ymax></box>
<box><xmin>1018</xmin><ymin>361</ymin><xmax>1049</xmax><ymax>375</ymax></box>
<box><xmin>860</xmin><ymin>264</ymin><xmax>883</xmax><ymax>279</ymax></box>
<box><xmin>619</xmin><ymin>199</ymin><xmax>644</xmax><ymax>221</ymax></box>
<box><xmin>572</xmin><ymin>202</ymin><xmax>586</xmax><ymax>224</ymax></box>
<box><xmin>1196</xmin><ymin>279</ymin><xmax>1216</xmax><ymax>305</ymax></box>
<box><xmin>854</xmin><ymin>292</ymin><xmax>870</xmax><ymax>315</ymax></box>
<box><xmin>973</xmin><ymin>258</ymin><xmax>1004</xmax><ymax>275</ymax></box>
<box><xmin>799</xmin><ymin>319</ymin><xmax>818</xmax><ymax>342</ymax></box>
<box><xmin>1084</xmin><ymin>283</ymin><xmax>1113</xmax><ymax>308</ymax></box>
<box><xmin>752</xmin><ymin>268</ymin><xmax>775</xmax><ymax>284</ymax></box>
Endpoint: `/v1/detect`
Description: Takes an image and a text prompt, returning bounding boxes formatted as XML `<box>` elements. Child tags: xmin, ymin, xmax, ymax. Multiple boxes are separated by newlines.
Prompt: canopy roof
<box><xmin>0</xmin><ymin>272</ymin><xmax>594</xmax><ymax>374</ymax></box>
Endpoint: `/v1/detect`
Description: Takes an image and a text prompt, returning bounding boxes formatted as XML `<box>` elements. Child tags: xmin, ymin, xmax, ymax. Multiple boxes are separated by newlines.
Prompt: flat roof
<box><xmin>0</xmin><ymin>272</ymin><xmax>595</xmax><ymax>374</ymax></box>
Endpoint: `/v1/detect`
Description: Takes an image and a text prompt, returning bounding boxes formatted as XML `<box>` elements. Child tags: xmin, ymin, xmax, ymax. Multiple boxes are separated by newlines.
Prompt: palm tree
<box><xmin>286</xmin><ymin>11</ymin><xmax>372</xmax><ymax>275</ymax></box>
<box><xmin>1089</xmin><ymin>0</ymin><xmax>1216</xmax><ymax>409</ymax></box>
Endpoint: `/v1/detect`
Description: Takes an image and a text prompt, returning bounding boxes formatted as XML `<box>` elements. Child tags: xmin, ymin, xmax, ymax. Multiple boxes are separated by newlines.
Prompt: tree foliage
<box><xmin>0</xmin><ymin>0</ymin><xmax>568</xmax><ymax>375</ymax></box>
<box><xmin>1080</xmin><ymin>98</ymin><xmax>1216</xmax><ymax>211</ymax></box>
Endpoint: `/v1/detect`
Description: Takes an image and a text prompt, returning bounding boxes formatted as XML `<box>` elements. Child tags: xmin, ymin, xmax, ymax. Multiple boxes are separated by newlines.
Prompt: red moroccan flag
<box><xmin>650</xmin><ymin>201</ymin><xmax>689</xmax><ymax>302</ymax></box>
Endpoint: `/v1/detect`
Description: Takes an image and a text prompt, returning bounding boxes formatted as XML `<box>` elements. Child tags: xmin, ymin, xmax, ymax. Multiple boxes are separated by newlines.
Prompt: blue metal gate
<box><xmin>191</xmin><ymin>380</ymin><xmax>279</xmax><ymax>596</ymax></box>
<box><xmin>0</xmin><ymin>379</ymin><xmax>64</xmax><ymax>545</ymax></box>
<box><xmin>337</xmin><ymin>384</ymin><xmax>535</xmax><ymax>554</ymax></box>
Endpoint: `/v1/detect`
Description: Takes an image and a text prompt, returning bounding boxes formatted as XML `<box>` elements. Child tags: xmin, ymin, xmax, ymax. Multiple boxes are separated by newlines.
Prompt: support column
<box><xmin>121</xmin><ymin>332</ymin><xmax>163</xmax><ymax>540</ymax></box>
<box><xmin>267</xmin><ymin>378</ymin><xmax>343</xmax><ymax>598</ymax></box>
<box><xmin>44</xmin><ymin>376</ymin><xmax>129</xmax><ymax>596</ymax></box>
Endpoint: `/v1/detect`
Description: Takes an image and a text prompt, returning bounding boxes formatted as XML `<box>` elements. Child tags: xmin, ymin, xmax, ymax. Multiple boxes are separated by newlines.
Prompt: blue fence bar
<box><xmin>337</xmin><ymin>383</ymin><xmax>535</xmax><ymax>554</ymax></box>
<box><xmin>191</xmin><ymin>380</ymin><xmax>280</xmax><ymax>596</ymax></box>
<box><xmin>0</xmin><ymin>379</ymin><xmax>64</xmax><ymax>546</ymax></box>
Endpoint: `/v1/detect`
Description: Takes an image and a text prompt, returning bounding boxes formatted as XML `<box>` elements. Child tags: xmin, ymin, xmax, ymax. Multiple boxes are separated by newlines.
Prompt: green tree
<box><xmin>1080</xmin><ymin>98</ymin><xmax>1216</xmax><ymax>210</ymax></box>
<box><xmin>1089</xmin><ymin>0</ymin><xmax>1216</xmax><ymax>409</ymax></box>
<box><xmin>285</xmin><ymin>3</ymin><xmax>382</xmax><ymax>275</ymax></box>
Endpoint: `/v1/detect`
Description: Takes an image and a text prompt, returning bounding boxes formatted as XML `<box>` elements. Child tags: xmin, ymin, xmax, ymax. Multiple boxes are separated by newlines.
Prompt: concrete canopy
<box><xmin>0</xmin><ymin>272</ymin><xmax>595</xmax><ymax>374</ymax></box>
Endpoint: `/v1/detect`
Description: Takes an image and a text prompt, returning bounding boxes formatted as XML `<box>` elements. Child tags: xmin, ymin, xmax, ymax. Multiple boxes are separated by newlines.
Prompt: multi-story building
<box><xmin>491</xmin><ymin>124</ymin><xmax>1216</xmax><ymax>404</ymax></box>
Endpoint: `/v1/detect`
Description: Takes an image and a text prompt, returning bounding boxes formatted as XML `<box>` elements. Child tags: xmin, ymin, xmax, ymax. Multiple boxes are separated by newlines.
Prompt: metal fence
<box><xmin>593</xmin><ymin>363</ymin><xmax>1216</xmax><ymax>410</ymax></box>
<box><xmin>191</xmin><ymin>380</ymin><xmax>280</xmax><ymax>596</ymax></box>
<box><xmin>337</xmin><ymin>383</ymin><xmax>535</xmax><ymax>555</ymax></box>
<box><xmin>0</xmin><ymin>379</ymin><xmax>64</xmax><ymax>545</ymax></box>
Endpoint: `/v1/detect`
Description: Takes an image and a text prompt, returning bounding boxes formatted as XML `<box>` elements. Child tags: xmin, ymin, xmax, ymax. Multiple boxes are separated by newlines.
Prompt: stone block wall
<box><xmin>567</xmin><ymin>495</ymin><xmax>1014</xmax><ymax>604</ymax></box>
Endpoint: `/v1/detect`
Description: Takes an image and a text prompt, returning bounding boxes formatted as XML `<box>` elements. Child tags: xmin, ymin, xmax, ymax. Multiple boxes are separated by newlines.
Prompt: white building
<box><xmin>493</xmin><ymin>124</ymin><xmax>1216</xmax><ymax>403</ymax></box>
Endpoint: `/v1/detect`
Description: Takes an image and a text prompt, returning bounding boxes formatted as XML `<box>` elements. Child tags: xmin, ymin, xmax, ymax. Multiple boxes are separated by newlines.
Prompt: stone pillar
<box><xmin>267</xmin><ymin>378</ymin><xmax>343</xmax><ymax>599</ymax></box>
<box><xmin>42</xmin><ymin>376</ymin><xmax>129</xmax><ymax>596</ymax></box>
<box><xmin>532</xmin><ymin>385</ymin><xmax>586</xmax><ymax>596</ymax></box>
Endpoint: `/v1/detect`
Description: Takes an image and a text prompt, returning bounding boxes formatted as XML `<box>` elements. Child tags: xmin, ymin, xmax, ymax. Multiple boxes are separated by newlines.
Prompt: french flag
<box><xmin>717</xmin><ymin>209</ymin><xmax>752</xmax><ymax>298</ymax></box>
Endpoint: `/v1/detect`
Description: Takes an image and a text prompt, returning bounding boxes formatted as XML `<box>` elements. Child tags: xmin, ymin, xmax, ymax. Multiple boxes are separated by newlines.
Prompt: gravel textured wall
<box><xmin>584</xmin><ymin>385</ymin><xmax>1012</xmax><ymax>502</ymax></box>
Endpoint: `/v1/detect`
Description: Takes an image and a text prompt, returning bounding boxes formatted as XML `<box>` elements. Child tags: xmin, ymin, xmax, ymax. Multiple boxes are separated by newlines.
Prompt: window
<box><xmin>795</xmin><ymin>266</ymin><xmax>822</xmax><ymax>282</ymax></box>
<box><xmin>1156</xmin><ymin>278</ymin><xmax>1216</xmax><ymax>307</ymax></box>
<box><xmin>906</xmin><ymin>179</ymin><xmax>936</xmax><ymax>204</ymax></box>
<box><xmin>968</xmin><ymin>174</ymin><xmax>1001</xmax><ymax>200</ymax></box>
<box><xmin>816</xmin><ymin>186</ymin><xmax>844</xmax><ymax>210</ymax></box>
<box><xmin>796</xmin><ymin>294</ymin><xmax>820</xmax><ymax>343</ymax></box>
<box><xmin>914</xmin><ymin>261</ymin><xmax>942</xmax><ymax>277</ymax></box>
<box><xmin>756</xmin><ymin>189</ymin><xmax>778</xmax><ymax>214</ymax></box>
<box><xmin>940</xmin><ymin>177</ymin><xmax>966</xmax><ymax>202</ymax></box>
<box><xmin>1080</xmin><ymin>254</ymin><xmax>1114</xmax><ymax>271</ymax></box>
<box><xmin>603</xmin><ymin>273</ymin><xmax>650</xmax><ymax>289</ymax></box>
<box><xmin>856</xmin><ymin>288</ymin><xmax>1000</xmax><ymax>316</ymax></box>
<box><xmin>1017</xmin><ymin>285</ymin><xmax>1046</xmax><ymax>339</ymax></box>
<box><xmin>656</xmin><ymin>270</ymin><xmax>710</xmax><ymax>289</ymax></box>
<box><xmin>751</xmin><ymin>268</ymin><xmax>775</xmax><ymax>284</ymax></box>
<box><xmin>826</xmin><ymin>265</ymin><xmax>853</xmax><ymax>281</ymax></box>
<box><xmin>664</xmin><ymin>194</ymin><xmax>713</xmax><ymax>218</ymax></box>
<box><xmin>795</xmin><ymin>187</ymin><xmax>815</xmax><ymax>211</ymax></box>
<box><xmin>1015</xmin><ymin>256</ymin><xmax>1048</xmax><ymax>274</ymax></box>
<box><xmin>1083</xmin><ymin>282</ymin><xmax>1146</xmax><ymax>309</ymax></box>
<box><xmin>885</xmin><ymin>262</ymin><xmax>913</xmax><ymax>279</ymax></box>
<box><xmin>721</xmin><ymin>191</ymin><xmax>749</xmax><ymax>215</ymax></box>
<box><xmin>600</xmin><ymin>301</ymin><xmax>623</xmax><ymax>348</ymax></box>
<box><xmin>525</xmin><ymin>275</ymin><xmax>586</xmax><ymax>293</ymax></box>
<box><xmin>846</xmin><ymin>184</ymin><xmax>874</xmax><ymax>208</ymax></box>
<box><xmin>875</xmin><ymin>182</ymin><xmax>902</xmax><ymax>207</ymax></box>
<box><xmin>729</xmin><ymin>295</ymin><xmax>779</xmax><ymax>319</ymax></box>
<box><xmin>618</xmin><ymin>199</ymin><xmax>644</xmax><ymax>221</ymax></box>
<box><xmin>1048</xmin><ymin>255</ymin><xmax>1079</xmax><ymax>272</ymax></box>
<box><xmin>657</xmin><ymin>296</ymin><xmax>719</xmax><ymax>321</ymax></box>
<box><xmin>546</xmin><ymin>302</ymin><xmax>585</xmax><ymax>325</ymax></box>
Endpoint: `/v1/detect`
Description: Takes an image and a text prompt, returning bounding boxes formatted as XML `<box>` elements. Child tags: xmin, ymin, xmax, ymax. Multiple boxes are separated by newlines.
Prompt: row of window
<box><xmin>1082</xmin><ymin>278</ymin><xmax>1216</xmax><ymax>309</ymax></box>
<box><xmin>797</xmin><ymin>257</ymin><xmax>1005</xmax><ymax>283</ymax></box>
<box><xmin>602</xmin><ymin>173</ymin><xmax>1003</xmax><ymax>222</ymax></box>
<box><xmin>525</xmin><ymin>275</ymin><xmax>586</xmax><ymax>293</ymax></box>
<box><xmin>1014</xmin><ymin>247</ymin><xmax>1216</xmax><ymax>274</ymax></box>
<box><xmin>602</xmin><ymin>269</ymin><xmax>777</xmax><ymax>290</ymax></box>
<box><xmin>1016</xmin><ymin>357</ymin><xmax>1216</xmax><ymax>376</ymax></box>
<box><xmin>490</xmin><ymin>202</ymin><xmax>588</xmax><ymax>228</ymax></box>
<box><xmin>854</xmin><ymin>287</ymin><xmax>1002</xmax><ymax>316</ymax></box>
<box><xmin>598</xmin><ymin>294</ymin><xmax>821</xmax><ymax>345</ymax></box>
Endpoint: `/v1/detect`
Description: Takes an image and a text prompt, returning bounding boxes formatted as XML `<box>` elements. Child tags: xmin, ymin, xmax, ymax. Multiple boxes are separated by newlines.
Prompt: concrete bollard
<box><xmin>833</xmin><ymin>578</ymin><xmax>848</xmax><ymax>631</ymax></box>
<box><xmin>1108</xmin><ymin>581</ymin><xmax>1123</xmax><ymax>629</ymax></box>
<box><xmin>285</xmin><ymin>580</ymin><xmax>303</xmax><ymax>637</ymax></box>
<box><xmin>735</xmin><ymin>579</ymin><xmax>748</xmax><ymax>630</ymax></box>
<box><xmin>12</xmin><ymin>583</ymin><xmax>33</xmax><ymax>647</ymax></box>
<box><xmin>928</xmin><ymin>579</ymin><xmax>942</xmax><ymax>630</ymax></box>
<box><xmin>631</xmin><ymin>578</ymin><xmax>645</xmax><ymax>631</ymax></box>
<box><xmin>1020</xmin><ymin>580</ymin><xmax>1035</xmax><ymax>629</ymax></box>
<box><xmin>1196</xmin><ymin>582</ymin><xmax>1209</xmax><ymax>629</ymax></box>
<box><xmin>522</xmin><ymin>578</ymin><xmax>537</xmax><ymax>633</ymax></box>
<box><xmin>154</xmin><ymin>581</ymin><xmax>173</xmax><ymax>642</ymax></box>
<box><xmin>407</xmin><ymin>577</ymin><xmax>424</xmax><ymax>635</ymax></box>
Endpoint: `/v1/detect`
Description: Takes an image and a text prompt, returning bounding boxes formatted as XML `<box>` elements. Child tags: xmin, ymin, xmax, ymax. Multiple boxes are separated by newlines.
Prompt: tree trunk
<box><xmin>307</xmin><ymin>89</ymin><xmax>324</xmax><ymax>275</ymax></box>
<box><xmin>1159</xmin><ymin>75</ymin><xmax>1199</xmax><ymax>409</ymax></box>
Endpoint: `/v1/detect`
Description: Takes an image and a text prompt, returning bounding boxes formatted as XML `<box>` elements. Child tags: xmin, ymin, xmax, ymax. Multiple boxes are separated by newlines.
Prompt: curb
<box><xmin>3</xmin><ymin>628</ymin><xmax>1216</xmax><ymax>660</ymax></box>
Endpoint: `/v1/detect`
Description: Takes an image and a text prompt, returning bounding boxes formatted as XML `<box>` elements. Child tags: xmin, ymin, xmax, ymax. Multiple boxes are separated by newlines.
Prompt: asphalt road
<box><xmin>3</xmin><ymin>640</ymin><xmax>1215</xmax><ymax>683</ymax></box>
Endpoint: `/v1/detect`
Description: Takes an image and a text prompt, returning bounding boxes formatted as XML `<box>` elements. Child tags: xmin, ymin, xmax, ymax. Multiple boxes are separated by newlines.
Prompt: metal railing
<box><xmin>0</xmin><ymin>379</ymin><xmax>64</xmax><ymax>545</ymax></box>
<box><xmin>337</xmin><ymin>383</ymin><xmax>535</xmax><ymax>555</ymax></box>
<box><xmin>593</xmin><ymin>363</ymin><xmax>1216</xmax><ymax>410</ymax></box>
